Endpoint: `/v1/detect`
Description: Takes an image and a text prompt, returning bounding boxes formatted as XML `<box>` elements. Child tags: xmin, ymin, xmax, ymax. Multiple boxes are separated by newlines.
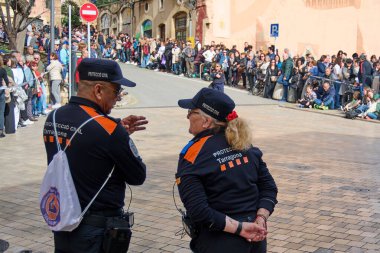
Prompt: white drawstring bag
<box><xmin>39</xmin><ymin>109</ymin><xmax>114</xmax><ymax>231</ymax></box>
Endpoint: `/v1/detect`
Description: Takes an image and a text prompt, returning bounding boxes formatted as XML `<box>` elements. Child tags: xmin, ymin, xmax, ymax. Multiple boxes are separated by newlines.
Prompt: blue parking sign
<box><xmin>270</xmin><ymin>24</ymin><xmax>279</xmax><ymax>37</ymax></box>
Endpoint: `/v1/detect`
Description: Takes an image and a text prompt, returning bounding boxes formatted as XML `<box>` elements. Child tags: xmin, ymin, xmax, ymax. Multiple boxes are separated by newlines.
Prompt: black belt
<box><xmin>82</xmin><ymin>208</ymin><xmax>123</xmax><ymax>228</ymax></box>
<box><xmin>87</xmin><ymin>208</ymin><xmax>123</xmax><ymax>217</ymax></box>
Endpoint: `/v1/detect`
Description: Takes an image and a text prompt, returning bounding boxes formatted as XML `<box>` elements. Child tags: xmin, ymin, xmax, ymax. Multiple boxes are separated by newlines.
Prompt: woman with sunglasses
<box><xmin>263</xmin><ymin>59</ymin><xmax>279</xmax><ymax>99</ymax></box>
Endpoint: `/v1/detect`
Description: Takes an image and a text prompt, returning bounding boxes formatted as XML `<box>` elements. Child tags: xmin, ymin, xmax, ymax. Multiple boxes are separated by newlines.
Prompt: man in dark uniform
<box><xmin>176</xmin><ymin>88</ymin><xmax>278</xmax><ymax>253</ymax></box>
<box><xmin>43</xmin><ymin>58</ymin><xmax>148</xmax><ymax>253</ymax></box>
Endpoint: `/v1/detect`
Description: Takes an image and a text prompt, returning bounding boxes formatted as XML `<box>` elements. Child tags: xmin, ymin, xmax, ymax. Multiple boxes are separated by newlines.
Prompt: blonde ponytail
<box><xmin>225</xmin><ymin>117</ymin><xmax>252</xmax><ymax>151</ymax></box>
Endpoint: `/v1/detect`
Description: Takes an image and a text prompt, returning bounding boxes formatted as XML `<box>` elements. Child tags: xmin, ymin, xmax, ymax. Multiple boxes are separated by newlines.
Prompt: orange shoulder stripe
<box><xmin>80</xmin><ymin>105</ymin><xmax>117</xmax><ymax>135</ymax></box>
<box><xmin>183</xmin><ymin>136</ymin><xmax>211</xmax><ymax>164</ymax></box>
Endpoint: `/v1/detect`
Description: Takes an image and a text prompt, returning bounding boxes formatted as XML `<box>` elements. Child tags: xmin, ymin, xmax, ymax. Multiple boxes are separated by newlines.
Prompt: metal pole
<box><xmin>131</xmin><ymin>3</ymin><xmax>133</xmax><ymax>37</ymax></box>
<box><xmin>87</xmin><ymin>22</ymin><xmax>91</xmax><ymax>58</ymax></box>
<box><xmin>50</xmin><ymin>0</ymin><xmax>55</xmax><ymax>54</ymax></box>
<box><xmin>189</xmin><ymin>13</ymin><xmax>192</xmax><ymax>38</ymax></box>
<box><xmin>68</xmin><ymin>5</ymin><xmax>72</xmax><ymax>98</ymax></box>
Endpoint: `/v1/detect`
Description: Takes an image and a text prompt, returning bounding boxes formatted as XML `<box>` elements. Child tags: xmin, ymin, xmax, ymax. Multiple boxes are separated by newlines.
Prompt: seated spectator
<box><xmin>356</xmin><ymin>89</ymin><xmax>375</xmax><ymax>116</ymax></box>
<box><xmin>298</xmin><ymin>85</ymin><xmax>316</xmax><ymax>108</ymax></box>
<box><xmin>147</xmin><ymin>51</ymin><xmax>159</xmax><ymax>70</ymax></box>
<box><xmin>314</xmin><ymin>81</ymin><xmax>335</xmax><ymax>109</ymax></box>
<box><xmin>343</xmin><ymin>91</ymin><xmax>361</xmax><ymax>112</ymax></box>
<box><xmin>103</xmin><ymin>44</ymin><xmax>112</xmax><ymax>59</ymax></box>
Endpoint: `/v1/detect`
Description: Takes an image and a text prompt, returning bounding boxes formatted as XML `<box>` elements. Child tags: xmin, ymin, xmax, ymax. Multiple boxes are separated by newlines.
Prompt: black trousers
<box><xmin>54</xmin><ymin>223</ymin><xmax>105</xmax><ymax>253</ymax></box>
<box><xmin>190</xmin><ymin>229</ymin><xmax>267</xmax><ymax>253</ymax></box>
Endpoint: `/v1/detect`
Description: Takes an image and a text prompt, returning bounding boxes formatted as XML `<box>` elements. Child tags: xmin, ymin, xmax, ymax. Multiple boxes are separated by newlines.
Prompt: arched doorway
<box><xmin>158</xmin><ymin>24</ymin><xmax>165</xmax><ymax>40</ymax></box>
<box><xmin>174</xmin><ymin>12</ymin><xmax>187</xmax><ymax>42</ymax></box>
<box><xmin>141</xmin><ymin>19</ymin><xmax>152</xmax><ymax>38</ymax></box>
<box><xmin>101</xmin><ymin>13</ymin><xmax>110</xmax><ymax>35</ymax></box>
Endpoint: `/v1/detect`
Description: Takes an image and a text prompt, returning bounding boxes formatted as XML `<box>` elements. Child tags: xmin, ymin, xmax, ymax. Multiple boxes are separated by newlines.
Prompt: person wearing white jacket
<box><xmin>45</xmin><ymin>52</ymin><xmax>63</xmax><ymax>108</ymax></box>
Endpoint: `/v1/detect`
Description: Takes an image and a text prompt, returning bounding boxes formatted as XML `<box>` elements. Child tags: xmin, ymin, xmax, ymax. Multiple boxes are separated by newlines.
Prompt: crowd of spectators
<box><xmin>1</xmin><ymin>24</ymin><xmax>379</xmax><ymax>139</ymax></box>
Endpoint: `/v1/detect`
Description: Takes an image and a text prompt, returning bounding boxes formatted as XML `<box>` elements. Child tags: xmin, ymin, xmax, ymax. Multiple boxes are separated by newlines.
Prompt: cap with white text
<box><xmin>77</xmin><ymin>58</ymin><xmax>136</xmax><ymax>87</ymax></box>
<box><xmin>178</xmin><ymin>88</ymin><xmax>235</xmax><ymax>122</ymax></box>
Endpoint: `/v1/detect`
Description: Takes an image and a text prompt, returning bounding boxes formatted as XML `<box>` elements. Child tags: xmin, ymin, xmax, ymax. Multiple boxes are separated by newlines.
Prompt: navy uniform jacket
<box><xmin>176</xmin><ymin>129</ymin><xmax>278</xmax><ymax>231</ymax></box>
<box><xmin>43</xmin><ymin>96</ymin><xmax>146</xmax><ymax>211</ymax></box>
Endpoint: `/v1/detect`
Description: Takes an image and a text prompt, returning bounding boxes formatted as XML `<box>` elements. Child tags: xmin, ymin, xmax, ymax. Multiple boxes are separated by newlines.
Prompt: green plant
<box><xmin>61</xmin><ymin>1</ymin><xmax>81</xmax><ymax>27</ymax></box>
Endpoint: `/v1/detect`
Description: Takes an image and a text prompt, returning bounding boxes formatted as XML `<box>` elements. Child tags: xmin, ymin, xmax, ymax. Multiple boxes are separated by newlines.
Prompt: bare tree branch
<box><xmin>19</xmin><ymin>10</ymin><xmax>49</xmax><ymax>31</ymax></box>
<box><xmin>5</xmin><ymin>0</ymin><xmax>13</xmax><ymax>31</ymax></box>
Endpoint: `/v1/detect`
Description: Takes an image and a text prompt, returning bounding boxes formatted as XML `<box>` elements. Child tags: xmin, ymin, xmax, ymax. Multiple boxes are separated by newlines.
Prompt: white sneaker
<box><xmin>126</xmin><ymin>61</ymin><xmax>130</xmax><ymax>64</ymax></box>
<box><xmin>24</xmin><ymin>119</ymin><xmax>34</xmax><ymax>125</ymax></box>
<box><xmin>154</xmin><ymin>68</ymin><xmax>159</xmax><ymax>72</ymax></box>
<box><xmin>52</xmin><ymin>103</ymin><xmax>61</xmax><ymax>109</ymax></box>
<box><xmin>179</xmin><ymin>74</ymin><xmax>184</xmax><ymax>77</ymax></box>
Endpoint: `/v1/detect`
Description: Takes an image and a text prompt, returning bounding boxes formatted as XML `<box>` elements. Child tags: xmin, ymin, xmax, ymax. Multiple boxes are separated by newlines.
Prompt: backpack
<box><xmin>39</xmin><ymin>109</ymin><xmax>114</xmax><ymax>231</ymax></box>
<box><xmin>345</xmin><ymin>109</ymin><xmax>361</xmax><ymax>119</ymax></box>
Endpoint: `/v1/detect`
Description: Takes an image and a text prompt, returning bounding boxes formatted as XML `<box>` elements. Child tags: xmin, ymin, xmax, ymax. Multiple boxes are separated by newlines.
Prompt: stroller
<box><xmin>251</xmin><ymin>68</ymin><xmax>266</xmax><ymax>96</ymax></box>
<box><xmin>201</xmin><ymin>63</ymin><xmax>213</xmax><ymax>81</ymax></box>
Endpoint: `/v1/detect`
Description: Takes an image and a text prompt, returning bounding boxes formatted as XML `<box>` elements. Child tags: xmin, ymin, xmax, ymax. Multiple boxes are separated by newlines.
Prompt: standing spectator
<box><xmin>172</xmin><ymin>43</ymin><xmax>181</xmax><ymax>75</ymax></box>
<box><xmin>194</xmin><ymin>37</ymin><xmax>201</xmax><ymax>56</ymax></box>
<box><xmin>263</xmin><ymin>59</ymin><xmax>279</xmax><ymax>98</ymax></box>
<box><xmin>115</xmin><ymin>36</ymin><xmax>123</xmax><ymax>62</ymax></box>
<box><xmin>124</xmin><ymin>38</ymin><xmax>132</xmax><ymax>63</ymax></box>
<box><xmin>20</xmin><ymin>56</ymin><xmax>37</xmax><ymax>124</ymax></box>
<box><xmin>59</xmin><ymin>41</ymin><xmax>70</xmax><ymax>83</ymax></box>
<box><xmin>277</xmin><ymin>49</ymin><xmax>294</xmax><ymax>101</ymax></box>
<box><xmin>267</xmin><ymin>46</ymin><xmax>276</xmax><ymax>60</ymax></box>
<box><xmin>11</xmin><ymin>57</ymin><xmax>25</xmax><ymax>129</ymax></box>
<box><xmin>45</xmin><ymin>52</ymin><xmax>63</xmax><ymax>109</ymax></box>
<box><xmin>275</xmin><ymin>54</ymin><xmax>282</xmax><ymax>69</ymax></box>
<box><xmin>90</xmin><ymin>43</ymin><xmax>99</xmax><ymax>59</ymax></box>
<box><xmin>0</xmin><ymin>55</ymin><xmax>9</xmax><ymax>137</ymax></box>
<box><xmin>331</xmin><ymin>57</ymin><xmax>344</xmax><ymax>109</ymax></box>
<box><xmin>203</xmin><ymin>46</ymin><xmax>216</xmax><ymax>67</ymax></box>
<box><xmin>219</xmin><ymin>50</ymin><xmax>229</xmax><ymax>82</ymax></box>
<box><xmin>183</xmin><ymin>41</ymin><xmax>195</xmax><ymax>77</ymax></box>
<box><xmin>210</xmin><ymin>63</ymin><xmax>226</xmax><ymax>92</ymax></box>
<box><xmin>317</xmin><ymin>55</ymin><xmax>327</xmax><ymax>77</ymax></box>
<box><xmin>164</xmin><ymin>39</ymin><xmax>174</xmax><ymax>73</ymax></box>
<box><xmin>358</xmin><ymin>54</ymin><xmax>373</xmax><ymax>87</ymax></box>
<box><xmin>370</xmin><ymin>55</ymin><xmax>377</xmax><ymax>67</ymax></box>
<box><xmin>141</xmin><ymin>41</ymin><xmax>150</xmax><ymax>68</ymax></box>
<box><xmin>98</xmin><ymin>32</ymin><xmax>105</xmax><ymax>54</ymax></box>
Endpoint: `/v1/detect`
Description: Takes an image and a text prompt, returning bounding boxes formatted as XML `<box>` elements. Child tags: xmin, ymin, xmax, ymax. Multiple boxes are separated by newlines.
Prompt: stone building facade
<box><xmin>98</xmin><ymin>0</ymin><xmax>379</xmax><ymax>57</ymax></box>
<box><xmin>98</xmin><ymin>0</ymin><xmax>202</xmax><ymax>42</ymax></box>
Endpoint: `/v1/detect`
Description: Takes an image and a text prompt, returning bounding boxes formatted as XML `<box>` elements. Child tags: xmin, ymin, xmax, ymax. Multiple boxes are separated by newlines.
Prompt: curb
<box><xmin>279</xmin><ymin>105</ymin><xmax>380</xmax><ymax>124</ymax></box>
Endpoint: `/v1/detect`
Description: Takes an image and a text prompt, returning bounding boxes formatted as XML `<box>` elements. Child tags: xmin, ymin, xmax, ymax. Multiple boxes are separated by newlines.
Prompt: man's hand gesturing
<box><xmin>121</xmin><ymin>115</ymin><xmax>148</xmax><ymax>134</ymax></box>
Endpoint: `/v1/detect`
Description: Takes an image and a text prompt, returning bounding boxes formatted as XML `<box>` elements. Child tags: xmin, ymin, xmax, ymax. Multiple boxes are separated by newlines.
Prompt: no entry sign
<box><xmin>80</xmin><ymin>3</ymin><xmax>99</xmax><ymax>23</ymax></box>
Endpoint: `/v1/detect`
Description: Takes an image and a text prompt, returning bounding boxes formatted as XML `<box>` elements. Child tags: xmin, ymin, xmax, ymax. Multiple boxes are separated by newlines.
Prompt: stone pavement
<box><xmin>0</xmin><ymin>104</ymin><xmax>379</xmax><ymax>253</ymax></box>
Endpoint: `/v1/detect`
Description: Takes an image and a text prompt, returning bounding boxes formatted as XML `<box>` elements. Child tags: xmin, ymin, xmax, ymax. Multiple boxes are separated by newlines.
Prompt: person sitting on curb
<box><xmin>298</xmin><ymin>85</ymin><xmax>316</xmax><ymax>108</ymax></box>
<box><xmin>342</xmin><ymin>91</ymin><xmax>361</xmax><ymax>112</ymax></box>
<box><xmin>314</xmin><ymin>81</ymin><xmax>335</xmax><ymax>110</ymax></box>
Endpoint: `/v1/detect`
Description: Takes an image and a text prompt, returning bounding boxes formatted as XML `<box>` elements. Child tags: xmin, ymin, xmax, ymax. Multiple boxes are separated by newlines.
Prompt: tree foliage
<box><xmin>0</xmin><ymin>0</ymin><xmax>47</xmax><ymax>51</ymax></box>
<box><xmin>61</xmin><ymin>1</ymin><xmax>81</xmax><ymax>28</ymax></box>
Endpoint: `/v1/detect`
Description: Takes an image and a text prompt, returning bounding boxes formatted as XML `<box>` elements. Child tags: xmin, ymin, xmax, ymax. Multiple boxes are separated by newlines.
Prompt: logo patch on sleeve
<box><xmin>129</xmin><ymin>139</ymin><xmax>140</xmax><ymax>158</ymax></box>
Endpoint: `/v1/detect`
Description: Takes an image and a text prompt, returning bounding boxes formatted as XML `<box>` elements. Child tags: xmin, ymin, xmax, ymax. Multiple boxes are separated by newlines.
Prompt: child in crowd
<box><xmin>298</xmin><ymin>85</ymin><xmax>316</xmax><ymax>108</ymax></box>
<box><xmin>342</xmin><ymin>91</ymin><xmax>361</xmax><ymax>112</ymax></box>
<box><xmin>210</xmin><ymin>63</ymin><xmax>226</xmax><ymax>92</ymax></box>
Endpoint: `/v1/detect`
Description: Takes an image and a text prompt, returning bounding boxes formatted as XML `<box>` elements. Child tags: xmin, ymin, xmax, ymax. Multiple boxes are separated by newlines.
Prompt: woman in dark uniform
<box><xmin>176</xmin><ymin>88</ymin><xmax>278</xmax><ymax>253</ymax></box>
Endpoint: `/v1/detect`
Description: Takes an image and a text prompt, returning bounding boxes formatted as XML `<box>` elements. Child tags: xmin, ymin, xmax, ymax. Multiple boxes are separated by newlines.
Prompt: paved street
<box><xmin>0</xmin><ymin>64</ymin><xmax>379</xmax><ymax>253</ymax></box>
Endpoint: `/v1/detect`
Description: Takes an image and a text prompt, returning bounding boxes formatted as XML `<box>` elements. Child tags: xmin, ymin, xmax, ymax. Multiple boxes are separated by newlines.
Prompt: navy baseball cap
<box><xmin>77</xmin><ymin>58</ymin><xmax>136</xmax><ymax>87</ymax></box>
<box><xmin>178</xmin><ymin>88</ymin><xmax>235</xmax><ymax>122</ymax></box>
